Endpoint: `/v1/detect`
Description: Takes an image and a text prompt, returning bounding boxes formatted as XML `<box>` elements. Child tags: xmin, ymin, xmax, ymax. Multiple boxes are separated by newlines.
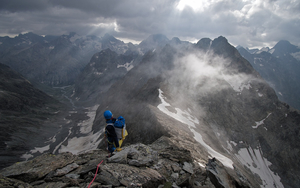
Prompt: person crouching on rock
<box><xmin>104</xmin><ymin>110</ymin><xmax>120</xmax><ymax>157</ymax></box>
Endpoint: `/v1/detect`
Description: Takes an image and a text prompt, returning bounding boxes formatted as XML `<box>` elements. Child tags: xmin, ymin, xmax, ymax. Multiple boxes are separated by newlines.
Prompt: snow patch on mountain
<box><xmin>79</xmin><ymin>105</ymin><xmax>99</xmax><ymax>134</ymax></box>
<box><xmin>93</xmin><ymin>71</ymin><xmax>103</xmax><ymax>75</ymax></box>
<box><xmin>269</xmin><ymin>48</ymin><xmax>275</xmax><ymax>54</ymax></box>
<box><xmin>21</xmin><ymin>144</ymin><xmax>51</xmax><ymax>161</ymax></box>
<box><xmin>252</xmin><ymin>113</ymin><xmax>271</xmax><ymax>128</ymax></box>
<box><xmin>158</xmin><ymin>89</ymin><xmax>234</xmax><ymax>169</ymax></box>
<box><xmin>235</xmin><ymin>146</ymin><xmax>284</xmax><ymax>188</ymax></box>
<box><xmin>21</xmin><ymin>153</ymin><xmax>34</xmax><ymax>161</ymax></box>
<box><xmin>258</xmin><ymin>93</ymin><xmax>263</xmax><ymax>97</ymax></box>
<box><xmin>58</xmin><ymin>130</ymin><xmax>102</xmax><ymax>155</ymax></box>
<box><xmin>117</xmin><ymin>60</ymin><xmax>134</xmax><ymax>71</ymax></box>
<box><xmin>53</xmin><ymin>128</ymin><xmax>73</xmax><ymax>154</ymax></box>
<box><xmin>157</xmin><ymin>89</ymin><xmax>198</xmax><ymax>128</ymax></box>
<box><xmin>58</xmin><ymin>105</ymin><xmax>102</xmax><ymax>155</ymax></box>
<box><xmin>92</xmin><ymin>67</ymin><xmax>104</xmax><ymax>75</ymax></box>
<box><xmin>254</xmin><ymin>57</ymin><xmax>263</xmax><ymax>64</ymax></box>
<box><xmin>31</xmin><ymin>145</ymin><xmax>50</xmax><ymax>154</ymax></box>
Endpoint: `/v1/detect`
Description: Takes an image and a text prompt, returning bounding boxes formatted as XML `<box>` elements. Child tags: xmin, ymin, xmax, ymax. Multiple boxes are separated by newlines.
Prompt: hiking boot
<box><xmin>116</xmin><ymin>147</ymin><xmax>122</xmax><ymax>151</ymax></box>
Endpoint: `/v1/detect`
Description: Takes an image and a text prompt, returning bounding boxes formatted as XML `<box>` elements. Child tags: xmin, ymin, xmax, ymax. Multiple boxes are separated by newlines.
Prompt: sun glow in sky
<box><xmin>176</xmin><ymin>0</ymin><xmax>209</xmax><ymax>11</ymax></box>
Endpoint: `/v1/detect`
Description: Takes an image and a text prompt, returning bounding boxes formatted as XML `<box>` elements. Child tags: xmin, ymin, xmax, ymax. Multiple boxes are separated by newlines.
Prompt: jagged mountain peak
<box><xmin>139</xmin><ymin>34</ymin><xmax>170</xmax><ymax>52</ymax></box>
<box><xmin>16</xmin><ymin>32</ymin><xmax>40</xmax><ymax>38</ymax></box>
<box><xmin>208</xmin><ymin>36</ymin><xmax>256</xmax><ymax>74</ymax></box>
<box><xmin>195</xmin><ymin>37</ymin><xmax>212</xmax><ymax>51</ymax></box>
<box><xmin>101</xmin><ymin>33</ymin><xmax>123</xmax><ymax>44</ymax></box>
<box><xmin>214</xmin><ymin>35</ymin><xmax>228</xmax><ymax>43</ymax></box>
<box><xmin>144</xmin><ymin>33</ymin><xmax>169</xmax><ymax>42</ymax></box>
<box><xmin>273</xmin><ymin>39</ymin><xmax>299</xmax><ymax>54</ymax></box>
<box><xmin>170</xmin><ymin>37</ymin><xmax>181</xmax><ymax>45</ymax></box>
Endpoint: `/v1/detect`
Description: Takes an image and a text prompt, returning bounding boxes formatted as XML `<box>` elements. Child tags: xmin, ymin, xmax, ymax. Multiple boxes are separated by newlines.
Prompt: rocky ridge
<box><xmin>0</xmin><ymin>136</ymin><xmax>250</xmax><ymax>188</ymax></box>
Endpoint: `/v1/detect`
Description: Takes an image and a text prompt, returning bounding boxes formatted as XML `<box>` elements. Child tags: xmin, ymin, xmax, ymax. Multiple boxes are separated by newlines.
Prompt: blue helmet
<box><xmin>104</xmin><ymin>110</ymin><xmax>113</xmax><ymax>119</ymax></box>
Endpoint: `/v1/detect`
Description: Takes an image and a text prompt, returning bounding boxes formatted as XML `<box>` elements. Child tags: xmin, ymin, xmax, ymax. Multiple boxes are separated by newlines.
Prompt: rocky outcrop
<box><xmin>0</xmin><ymin>136</ymin><xmax>246</xmax><ymax>188</ymax></box>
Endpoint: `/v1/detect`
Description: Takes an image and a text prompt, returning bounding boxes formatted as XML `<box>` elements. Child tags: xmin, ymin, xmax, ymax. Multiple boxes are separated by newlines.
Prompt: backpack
<box><xmin>114</xmin><ymin>116</ymin><xmax>126</xmax><ymax>140</ymax></box>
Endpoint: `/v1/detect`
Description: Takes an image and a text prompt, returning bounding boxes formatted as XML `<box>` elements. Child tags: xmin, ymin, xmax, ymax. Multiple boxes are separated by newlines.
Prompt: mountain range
<box><xmin>0</xmin><ymin>32</ymin><xmax>136</xmax><ymax>86</ymax></box>
<box><xmin>237</xmin><ymin>40</ymin><xmax>300</xmax><ymax>110</ymax></box>
<box><xmin>0</xmin><ymin>32</ymin><xmax>300</xmax><ymax>188</ymax></box>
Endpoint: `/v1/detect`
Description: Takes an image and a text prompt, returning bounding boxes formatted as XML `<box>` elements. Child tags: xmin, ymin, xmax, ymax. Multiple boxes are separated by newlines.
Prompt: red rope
<box><xmin>88</xmin><ymin>160</ymin><xmax>104</xmax><ymax>188</ymax></box>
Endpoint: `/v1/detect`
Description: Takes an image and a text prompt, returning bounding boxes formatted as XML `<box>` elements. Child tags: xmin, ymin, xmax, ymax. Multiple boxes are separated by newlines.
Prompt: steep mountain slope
<box><xmin>237</xmin><ymin>40</ymin><xmax>300</xmax><ymax>110</ymax></box>
<box><xmin>72</xmin><ymin>48</ymin><xmax>141</xmax><ymax>104</ymax></box>
<box><xmin>0</xmin><ymin>63</ymin><xmax>63</xmax><ymax>169</ymax></box>
<box><xmin>91</xmin><ymin>36</ymin><xmax>300</xmax><ymax>188</ymax></box>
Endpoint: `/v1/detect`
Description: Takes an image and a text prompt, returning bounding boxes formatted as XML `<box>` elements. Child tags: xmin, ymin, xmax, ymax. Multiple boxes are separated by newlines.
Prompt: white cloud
<box><xmin>176</xmin><ymin>0</ymin><xmax>211</xmax><ymax>12</ymax></box>
<box><xmin>167</xmin><ymin>51</ymin><xmax>256</xmax><ymax>97</ymax></box>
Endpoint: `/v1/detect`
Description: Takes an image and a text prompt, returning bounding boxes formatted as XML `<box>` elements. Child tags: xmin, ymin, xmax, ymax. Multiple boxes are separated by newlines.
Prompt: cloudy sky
<box><xmin>0</xmin><ymin>0</ymin><xmax>299</xmax><ymax>48</ymax></box>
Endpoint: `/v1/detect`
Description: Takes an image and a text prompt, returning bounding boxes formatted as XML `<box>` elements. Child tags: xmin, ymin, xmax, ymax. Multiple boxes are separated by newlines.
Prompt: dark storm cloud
<box><xmin>0</xmin><ymin>0</ymin><xmax>299</xmax><ymax>48</ymax></box>
<box><xmin>0</xmin><ymin>0</ymin><xmax>49</xmax><ymax>12</ymax></box>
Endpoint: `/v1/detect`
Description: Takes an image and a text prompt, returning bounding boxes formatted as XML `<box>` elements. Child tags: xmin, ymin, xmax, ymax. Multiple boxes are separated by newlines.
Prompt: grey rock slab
<box><xmin>54</xmin><ymin>162</ymin><xmax>79</xmax><ymax>176</ymax></box>
<box><xmin>33</xmin><ymin>181</ymin><xmax>68</xmax><ymax>188</ymax></box>
<box><xmin>0</xmin><ymin>152</ymin><xmax>76</xmax><ymax>183</ymax></box>
<box><xmin>183</xmin><ymin>162</ymin><xmax>194</xmax><ymax>174</ymax></box>
<box><xmin>100</xmin><ymin>163</ymin><xmax>165</xmax><ymax>188</ymax></box>
<box><xmin>0</xmin><ymin>174</ymin><xmax>33</xmax><ymax>188</ymax></box>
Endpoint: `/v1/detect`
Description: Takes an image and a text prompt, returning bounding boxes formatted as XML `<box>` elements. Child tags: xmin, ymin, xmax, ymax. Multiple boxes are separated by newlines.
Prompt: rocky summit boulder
<box><xmin>0</xmin><ymin>136</ymin><xmax>246</xmax><ymax>188</ymax></box>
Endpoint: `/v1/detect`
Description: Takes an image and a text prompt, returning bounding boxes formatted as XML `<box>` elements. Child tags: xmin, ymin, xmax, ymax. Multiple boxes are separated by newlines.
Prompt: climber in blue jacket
<box><xmin>104</xmin><ymin>110</ymin><xmax>125</xmax><ymax>157</ymax></box>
